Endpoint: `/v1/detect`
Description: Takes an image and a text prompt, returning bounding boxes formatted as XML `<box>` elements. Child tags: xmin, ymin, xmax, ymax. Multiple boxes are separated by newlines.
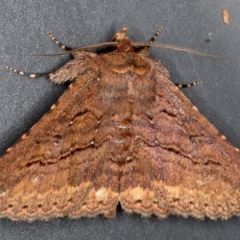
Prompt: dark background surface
<box><xmin>1</xmin><ymin>1</ymin><xmax>240</xmax><ymax>240</ymax></box>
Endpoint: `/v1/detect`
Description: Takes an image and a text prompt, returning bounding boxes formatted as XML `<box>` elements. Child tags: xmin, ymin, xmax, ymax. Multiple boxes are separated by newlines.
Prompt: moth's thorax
<box><xmin>115</xmin><ymin>39</ymin><xmax>135</xmax><ymax>53</ymax></box>
<box><xmin>90</xmin><ymin>51</ymin><xmax>156</xmax><ymax>116</ymax></box>
<box><xmin>92</xmin><ymin>52</ymin><xmax>150</xmax><ymax>75</ymax></box>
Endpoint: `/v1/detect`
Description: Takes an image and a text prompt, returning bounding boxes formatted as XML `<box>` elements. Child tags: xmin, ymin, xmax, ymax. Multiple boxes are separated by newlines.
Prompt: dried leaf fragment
<box><xmin>222</xmin><ymin>8</ymin><xmax>230</xmax><ymax>25</ymax></box>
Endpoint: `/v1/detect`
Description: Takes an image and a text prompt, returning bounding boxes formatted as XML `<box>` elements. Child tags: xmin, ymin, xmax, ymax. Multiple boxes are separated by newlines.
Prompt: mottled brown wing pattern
<box><xmin>2</xmin><ymin>28</ymin><xmax>240</xmax><ymax>221</ymax></box>
<box><xmin>119</xmin><ymin>58</ymin><xmax>240</xmax><ymax>219</ymax></box>
<box><xmin>0</xmin><ymin>54</ymin><xmax>122</xmax><ymax>220</ymax></box>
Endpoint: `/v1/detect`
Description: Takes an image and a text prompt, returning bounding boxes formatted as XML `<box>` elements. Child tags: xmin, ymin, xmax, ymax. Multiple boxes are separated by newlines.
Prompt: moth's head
<box><xmin>111</xmin><ymin>27</ymin><xmax>136</xmax><ymax>53</ymax></box>
<box><xmin>112</xmin><ymin>27</ymin><xmax>129</xmax><ymax>42</ymax></box>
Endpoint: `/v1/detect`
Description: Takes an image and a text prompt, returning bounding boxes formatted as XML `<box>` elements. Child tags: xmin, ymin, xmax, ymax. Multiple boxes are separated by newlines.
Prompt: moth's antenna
<box><xmin>133</xmin><ymin>42</ymin><xmax>231</xmax><ymax>60</ymax></box>
<box><xmin>33</xmin><ymin>41</ymin><xmax>230</xmax><ymax>60</ymax></box>
<box><xmin>32</xmin><ymin>42</ymin><xmax>119</xmax><ymax>57</ymax></box>
<box><xmin>32</xmin><ymin>27</ymin><xmax>230</xmax><ymax>60</ymax></box>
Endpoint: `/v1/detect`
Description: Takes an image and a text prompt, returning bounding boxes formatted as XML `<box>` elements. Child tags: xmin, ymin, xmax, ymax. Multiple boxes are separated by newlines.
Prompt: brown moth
<box><xmin>2</xmin><ymin>27</ymin><xmax>239</xmax><ymax>222</ymax></box>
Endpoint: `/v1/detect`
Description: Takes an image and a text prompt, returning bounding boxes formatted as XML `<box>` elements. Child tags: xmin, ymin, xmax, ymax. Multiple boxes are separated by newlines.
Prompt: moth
<box><xmin>2</xmin><ymin>27</ymin><xmax>239</xmax><ymax>222</ymax></box>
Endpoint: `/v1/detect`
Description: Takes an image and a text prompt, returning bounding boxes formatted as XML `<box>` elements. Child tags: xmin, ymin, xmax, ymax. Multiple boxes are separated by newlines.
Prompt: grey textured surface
<box><xmin>1</xmin><ymin>1</ymin><xmax>240</xmax><ymax>240</ymax></box>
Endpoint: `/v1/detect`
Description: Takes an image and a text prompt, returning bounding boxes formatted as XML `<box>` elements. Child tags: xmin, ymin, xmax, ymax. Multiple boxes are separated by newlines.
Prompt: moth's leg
<box><xmin>6</xmin><ymin>54</ymin><xmax>93</xmax><ymax>84</ymax></box>
<box><xmin>138</xmin><ymin>26</ymin><xmax>164</xmax><ymax>55</ymax></box>
<box><xmin>175</xmin><ymin>80</ymin><xmax>202</xmax><ymax>89</ymax></box>
<box><xmin>5</xmin><ymin>66</ymin><xmax>49</xmax><ymax>79</ymax></box>
<box><xmin>5</xmin><ymin>64</ymin><xmax>72</xmax><ymax>84</ymax></box>
<box><xmin>148</xmin><ymin>26</ymin><xmax>163</xmax><ymax>45</ymax></box>
<box><xmin>47</xmin><ymin>32</ymin><xmax>73</xmax><ymax>51</ymax></box>
<box><xmin>5</xmin><ymin>63</ymin><xmax>75</xmax><ymax>84</ymax></box>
